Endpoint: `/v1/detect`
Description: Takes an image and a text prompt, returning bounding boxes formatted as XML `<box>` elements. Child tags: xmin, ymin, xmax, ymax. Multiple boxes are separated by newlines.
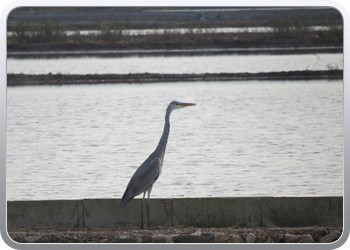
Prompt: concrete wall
<box><xmin>7</xmin><ymin>197</ymin><xmax>343</xmax><ymax>229</ymax></box>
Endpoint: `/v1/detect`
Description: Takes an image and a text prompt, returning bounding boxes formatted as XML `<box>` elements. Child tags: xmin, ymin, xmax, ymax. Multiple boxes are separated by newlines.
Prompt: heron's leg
<box><xmin>147</xmin><ymin>190</ymin><xmax>151</xmax><ymax>230</ymax></box>
<box><xmin>141</xmin><ymin>191</ymin><xmax>146</xmax><ymax>230</ymax></box>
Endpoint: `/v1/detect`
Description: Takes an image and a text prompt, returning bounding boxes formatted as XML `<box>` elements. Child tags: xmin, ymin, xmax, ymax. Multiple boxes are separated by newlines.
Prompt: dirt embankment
<box><xmin>7</xmin><ymin>70</ymin><xmax>343</xmax><ymax>86</ymax></box>
<box><xmin>7</xmin><ymin>39</ymin><xmax>343</xmax><ymax>53</ymax></box>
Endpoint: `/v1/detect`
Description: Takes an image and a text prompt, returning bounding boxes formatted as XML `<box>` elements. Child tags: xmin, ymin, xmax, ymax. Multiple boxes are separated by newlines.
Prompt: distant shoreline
<box><xmin>7</xmin><ymin>70</ymin><xmax>343</xmax><ymax>86</ymax></box>
<box><xmin>7</xmin><ymin>7</ymin><xmax>343</xmax><ymax>59</ymax></box>
<box><xmin>7</xmin><ymin>46</ymin><xmax>343</xmax><ymax>58</ymax></box>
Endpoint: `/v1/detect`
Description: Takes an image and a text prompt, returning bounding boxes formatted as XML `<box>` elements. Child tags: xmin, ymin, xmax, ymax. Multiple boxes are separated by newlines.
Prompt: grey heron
<box><xmin>120</xmin><ymin>100</ymin><xmax>196</xmax><ymax>229</ymax></box>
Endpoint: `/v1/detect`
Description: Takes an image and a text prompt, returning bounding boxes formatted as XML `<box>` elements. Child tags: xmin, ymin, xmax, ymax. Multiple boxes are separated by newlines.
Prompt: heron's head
<box><xmin>168</xmin><ymin>100</ymin><xmax>196</xmax><ymax>112</ymax></box>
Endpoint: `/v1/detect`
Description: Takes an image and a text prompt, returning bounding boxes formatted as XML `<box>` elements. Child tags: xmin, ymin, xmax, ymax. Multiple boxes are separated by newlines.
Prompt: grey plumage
<box><xmin>120</xmin><ymin>100</ymin><xmax>195</xmax><ymax>229</ymax></box>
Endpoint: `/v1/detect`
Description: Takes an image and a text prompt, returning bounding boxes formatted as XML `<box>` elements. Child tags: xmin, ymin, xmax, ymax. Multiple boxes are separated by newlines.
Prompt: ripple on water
<box><xmin>6</xmin><ymin>80</ymin><xmax>343</xmax><ymax>200</ymax></box>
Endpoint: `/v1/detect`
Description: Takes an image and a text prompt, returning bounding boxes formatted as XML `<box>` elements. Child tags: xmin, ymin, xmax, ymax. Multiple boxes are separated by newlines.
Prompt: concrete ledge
<box><xmin>261</xmin><ymin>197</ymin><xmax>343</xmax><ymax>227</ymax></box>
<box><xmin>7</xmin><ymin>197</ymin><xmax>343</xmax><ymax>229</ymax></box>
<box><xmin>83</xmin><ymin>198</ymin><xmax>172</xmax><ymax>228</ymax></box>
<box><xmin>7</xmin><ymin>200</ymin><xmax>82</xmax><ymax>228</ymax></box>
<box><xmin>172</xmin><ymin>197</ymin><xmax>260</xmax><ymax>228</ymax></box>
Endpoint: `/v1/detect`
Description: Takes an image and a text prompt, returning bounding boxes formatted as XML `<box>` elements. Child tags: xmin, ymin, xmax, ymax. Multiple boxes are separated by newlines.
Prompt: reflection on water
<box><xmin>7</xmin><ymin>81</ymin><xmax>343</xmax><ymax>201</ymax></box>
<box><xmin>7</xmin><ymin>53</ymin><xmax>343</xmax><ymax>75</ymax></box>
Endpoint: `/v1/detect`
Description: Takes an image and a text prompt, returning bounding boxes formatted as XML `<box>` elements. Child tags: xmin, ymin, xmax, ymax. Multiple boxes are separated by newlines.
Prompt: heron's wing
<box><xmin>120</xmin><ymin>156</ymin><xmax>161</xmax><ymax>208</ymax></box>
<box><xmin>129</xmin><ymin>156</ymin><xmax>161</xmax><ymax>193</ymax></box>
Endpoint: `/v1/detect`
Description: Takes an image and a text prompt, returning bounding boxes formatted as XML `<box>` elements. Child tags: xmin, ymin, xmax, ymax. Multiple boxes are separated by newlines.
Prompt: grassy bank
<box><xmin>7</xmin><ymin>29</ymin><xmax>343</xmax><ymax>52</ymax></box>
<box><xmin>7</xmin><ymin>8</ymin><xmax>343</xmax><ymax>51</ymax></box>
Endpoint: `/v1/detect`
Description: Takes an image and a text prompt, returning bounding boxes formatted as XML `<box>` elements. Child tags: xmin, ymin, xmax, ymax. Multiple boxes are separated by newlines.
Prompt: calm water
<box><xmin>7</xmin><ymin>80</ymin><xmax>343</xmax><ymax>201</ymax></box>
<box><xmin>7</xmin><ymin>53</ymin><xmax>343</xmax><ymax>75</ymax></box>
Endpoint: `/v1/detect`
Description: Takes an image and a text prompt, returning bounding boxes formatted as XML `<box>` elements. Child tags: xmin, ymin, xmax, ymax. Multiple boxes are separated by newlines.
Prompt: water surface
<box><xmin>7</xmin><ymin>53</ymin><xmax>343</xmax><ymax>75</ymax></box>
<box><xmin>7</xmin><ymin>81</ymin><xmax>343</xmax><ymax>201</ymax></box>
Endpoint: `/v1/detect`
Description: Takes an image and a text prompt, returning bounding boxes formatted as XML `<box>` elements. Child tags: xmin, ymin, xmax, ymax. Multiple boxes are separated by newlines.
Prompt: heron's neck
<box><xmin>154</xmin><ymin>108</ymin><xmax>172</xmax><ymax>158</ymax></box>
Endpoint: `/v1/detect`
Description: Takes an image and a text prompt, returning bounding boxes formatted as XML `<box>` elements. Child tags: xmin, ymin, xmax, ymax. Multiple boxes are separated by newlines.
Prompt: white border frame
<box><xmin>1</xmin><ymin>1</ymin><xmax>348</xmax><ymax>249</ymax></box>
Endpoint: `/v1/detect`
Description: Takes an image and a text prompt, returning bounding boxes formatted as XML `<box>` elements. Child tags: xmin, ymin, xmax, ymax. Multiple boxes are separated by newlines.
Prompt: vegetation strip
<box><xmin>7</xmin><ymin>70</ymin><xmax>343</xmax><ymax>86</ymax></box>
<box><xmin>8</xmin><ymin>8</ymin><xmax>343</xmax><ymax>51</ymax></box>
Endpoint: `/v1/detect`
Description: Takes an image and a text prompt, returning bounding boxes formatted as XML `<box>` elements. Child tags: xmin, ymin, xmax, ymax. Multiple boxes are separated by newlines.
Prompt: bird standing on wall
<box><xmin>120</xmin><ymin>101</ymin><xmax>196</xmax><ymax>229</ymax></box>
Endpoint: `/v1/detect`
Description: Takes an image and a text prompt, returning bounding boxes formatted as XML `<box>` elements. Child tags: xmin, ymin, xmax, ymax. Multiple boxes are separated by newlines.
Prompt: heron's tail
<box><xmin>120</xmin><ymin>191</ymin><xmax>133</xmax><ymax>208</ymax></box>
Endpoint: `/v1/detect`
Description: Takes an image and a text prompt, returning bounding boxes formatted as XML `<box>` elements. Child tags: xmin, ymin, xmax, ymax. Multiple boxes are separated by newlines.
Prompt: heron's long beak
<box><xmin>181</xmin><ymin>103</ymin><xmax>196</xmax><ymax>107</ymax></box>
